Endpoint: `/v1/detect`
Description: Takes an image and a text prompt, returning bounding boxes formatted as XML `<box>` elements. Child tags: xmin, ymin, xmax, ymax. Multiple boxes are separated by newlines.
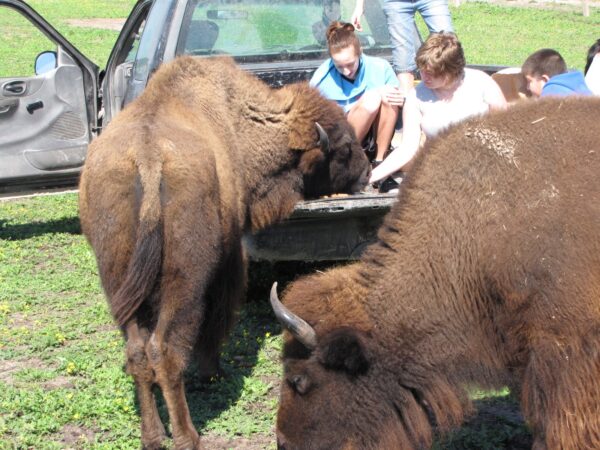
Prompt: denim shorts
<box><xmin>383</xmin><ymin>0</ymin><xmax>454</xmax><ymax>73</ymax></box>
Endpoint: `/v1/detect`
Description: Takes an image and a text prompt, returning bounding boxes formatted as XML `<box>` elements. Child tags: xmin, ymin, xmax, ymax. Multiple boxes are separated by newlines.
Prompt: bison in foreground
<box><xmin>272</xmin><ymin>97</ymin><xmax>600</xmax><ymax>450</ymax></box>
<box><xmin>78</xmin><ymin>56</ymin><xmax>369</xmax><ymax>449</ymax></box>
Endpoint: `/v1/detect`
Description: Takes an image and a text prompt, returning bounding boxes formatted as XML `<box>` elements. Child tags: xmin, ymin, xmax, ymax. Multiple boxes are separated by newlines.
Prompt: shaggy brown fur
<box><xmin>275</xmin><ymin>97</ymin><xmax>600</xmax><ymax>450</ymax></box>
<box><xmin>78</xmin><ymin>56</ymin><xmax>369</xmax><ymax>450</ymax></box>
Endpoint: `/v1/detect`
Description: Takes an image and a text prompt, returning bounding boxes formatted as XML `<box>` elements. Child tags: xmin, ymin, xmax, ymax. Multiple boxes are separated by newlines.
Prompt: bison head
<box><xmin>286</xmin><ymin>87</ymin><xmax>370</xmax><ymax>198</ymax></box>
<box><xmin>270</xmin><ymin>284</ymin><xmax>433</xmax><ymax>450</ymax></box>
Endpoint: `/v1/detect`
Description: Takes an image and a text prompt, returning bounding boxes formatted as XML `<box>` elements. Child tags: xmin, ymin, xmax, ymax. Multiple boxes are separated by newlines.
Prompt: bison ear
<box><xmin>288</xmin><ymin>122</ymin><xmax>329</xmax><ymax>153</ymax></box>
<box><xmin>298</xmin><ymin>148</ymin><xmax>325</xmax><ymax>174</ymax></box>
<box><xmin>318</xmin><ymin>328</ymin><xmax>370</xmax><ymax>376</ymax></box>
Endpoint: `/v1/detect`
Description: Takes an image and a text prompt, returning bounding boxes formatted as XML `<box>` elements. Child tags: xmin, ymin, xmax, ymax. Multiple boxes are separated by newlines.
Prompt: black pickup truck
<box><xmin>0</xmin><ymin>0</ymin><xmax>503</xmax><ymax>260</ymax></box>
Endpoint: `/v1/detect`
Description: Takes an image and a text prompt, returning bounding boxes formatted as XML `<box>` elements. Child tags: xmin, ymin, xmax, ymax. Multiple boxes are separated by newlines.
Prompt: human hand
<box><xmin>381</xmin><ymin>86</ymin><xmax>405</xmax><ymax>107</ymax></box>
<box><xmin>350</xmin><ymin>6</ymin><xmax>364</xmax><ymax>31</ymax></box>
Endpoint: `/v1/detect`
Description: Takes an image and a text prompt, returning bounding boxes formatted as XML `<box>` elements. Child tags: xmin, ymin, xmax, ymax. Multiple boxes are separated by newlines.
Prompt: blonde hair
<box><xmin>326</xmin><ymin>21</ymin><xmax>361</xmax><ymax>56</ymax></box>
<box><xmin>416</xmin><ymin>32</ymin><xmax>465</xmax><ymax>81</ymax></box>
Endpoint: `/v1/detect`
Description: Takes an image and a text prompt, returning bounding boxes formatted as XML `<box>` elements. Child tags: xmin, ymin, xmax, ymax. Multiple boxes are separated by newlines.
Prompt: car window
<box><xmin>0</xmin><ymin>5</ymin><xmax>56</xmax><ymax>77</ymax></box>
<box><xmin>177</xmin><ymin>0</ymin><xmax>391</xmax><ymax>63</ymax></box>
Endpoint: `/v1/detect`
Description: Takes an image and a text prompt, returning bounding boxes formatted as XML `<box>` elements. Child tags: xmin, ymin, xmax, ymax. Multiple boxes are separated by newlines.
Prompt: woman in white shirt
<box><xmin>370</xmin><ymin>32</ymin><xmax>507</xmax><ymax>185</ymax></box>
<box><xmin>584</xmin><ymin>39</ymin><xmax>600</xmax><ymax>95</ymax></box>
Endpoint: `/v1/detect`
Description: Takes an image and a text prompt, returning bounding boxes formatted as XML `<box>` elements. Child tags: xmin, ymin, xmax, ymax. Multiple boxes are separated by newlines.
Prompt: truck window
<box><xmin>176</xmin><ymin>0</ymin><xmax>391</xmax><ymax>63</ymax></box>
<box><xmin>0</xmin><ymin>5</ymin><xmax>56</xmax><ymax>77</ymax></box>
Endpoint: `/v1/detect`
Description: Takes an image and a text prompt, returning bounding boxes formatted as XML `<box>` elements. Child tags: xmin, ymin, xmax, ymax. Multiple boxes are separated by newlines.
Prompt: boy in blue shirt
<box><xmin>522</xmin><ymin>48</ymin><xmax>592</xmax><ymax>97</ymax></box>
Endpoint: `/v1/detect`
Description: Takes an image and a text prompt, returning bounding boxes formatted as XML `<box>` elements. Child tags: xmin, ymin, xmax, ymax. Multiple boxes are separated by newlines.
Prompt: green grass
<box><xmin>448</xmin><ymin>2</ymin><xmax>600</xmax><ymax>70</ymax></box>
<box><xmin>0</xmin><ymin>193</ymin><xmax>283</xmax><ymax>449</ymax></box>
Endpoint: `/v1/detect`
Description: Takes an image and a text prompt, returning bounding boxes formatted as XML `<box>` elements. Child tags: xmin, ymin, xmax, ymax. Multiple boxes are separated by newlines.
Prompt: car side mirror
<box><xmin>35</xmin><ymin>51</ymin><xmax>57</xmax><ymax>75</ymax></box>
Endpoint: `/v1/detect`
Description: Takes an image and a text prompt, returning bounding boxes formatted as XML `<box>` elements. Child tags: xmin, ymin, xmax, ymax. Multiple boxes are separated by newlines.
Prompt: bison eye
<box><xmin>287</xmin><ymin>374</ymin><xmax>311</xmax><ymax>395</ymax></box>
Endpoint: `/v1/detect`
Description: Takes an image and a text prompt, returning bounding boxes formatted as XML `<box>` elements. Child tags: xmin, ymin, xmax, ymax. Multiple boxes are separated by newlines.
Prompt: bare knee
<box><xmin>357</xmin><ymin>89</ymin><xmax>383</xmax><ymax>114</ymax></box>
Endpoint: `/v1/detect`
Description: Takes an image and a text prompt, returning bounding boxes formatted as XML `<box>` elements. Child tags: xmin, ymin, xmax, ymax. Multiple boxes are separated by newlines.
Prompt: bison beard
<box><xmin>78</xmin><ymin>56</ymin><xmax>369</xmax><ymax>449</ymax></box>
<box><xmin>272</xmin><ymin>97</ymin><xmax>600</xmax><ymax>450</ymax></box>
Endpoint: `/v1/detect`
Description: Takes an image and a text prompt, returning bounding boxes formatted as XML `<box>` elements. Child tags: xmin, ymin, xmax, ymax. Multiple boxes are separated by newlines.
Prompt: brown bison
<box><xmin>78</xmin><ymin>56</ymin><xmax>369</xmax><ymax>449</ymax></box>
<box><xmin>271</xmin><ymin>97</ymin><xmax>600</xmax><ymax>450</ymax></box>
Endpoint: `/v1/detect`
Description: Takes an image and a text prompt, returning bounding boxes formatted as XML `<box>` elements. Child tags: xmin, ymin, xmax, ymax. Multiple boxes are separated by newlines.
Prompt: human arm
<box><xmin>483</xmin><ymin>72</ymin><xmax>508</xmax><ymax>110</ymax></box>
<box><xmin>369</xmin><ymin>92</ymin><xmax>422</xmax><ymax>183</ymax></box>
<box><xmin>585</xmin><ymin>53</ymin><xmax>600</xmax><ymax>95</ymax></box>
<box><xmin>378</xmin><ymin>59</ymin><xmax>405</xmax><ymax>107</ymax></box>
<box><xmin>350</xmin><ymin>0</ymin><xmax>365</xmax><ymax>31</ymax></box>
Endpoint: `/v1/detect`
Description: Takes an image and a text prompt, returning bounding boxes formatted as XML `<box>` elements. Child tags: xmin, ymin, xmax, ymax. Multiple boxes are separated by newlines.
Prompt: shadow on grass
<box><xmin>435</xmin><ymin>396</ymin><xmax>532</xmax><ymax>450</ymax></box>
<box><xmin>0</xmin><ymin>217</ymin><xmax>81</xmax><ymax>240</ymax></box>
<box><xmin>141</xmin><ymin>261</ymin><xmax>338</xmax><ymax>437</ymax></box>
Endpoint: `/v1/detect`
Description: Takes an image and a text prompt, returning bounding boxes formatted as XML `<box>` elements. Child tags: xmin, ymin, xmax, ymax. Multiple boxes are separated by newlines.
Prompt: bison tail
<box><xmin>111</xmin><ymin>222</ymin><xmax>163</xmax><ymax>328</ymax></box>
<box><xmin>111</xmin><ymin>160</ymin><xmax>164</xmax><ymax>328</ymax></box>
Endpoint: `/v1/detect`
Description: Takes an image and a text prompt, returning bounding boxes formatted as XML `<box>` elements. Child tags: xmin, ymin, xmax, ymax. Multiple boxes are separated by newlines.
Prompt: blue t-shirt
<box><xmin>542</xmin><ymin>71</ymin><xmax>593</xmax><ymax>97</ymax></box>
<box><xmin>310</xmin><ymin>54</ymin><xmax>399</xmax><ymax>112</ymax></box>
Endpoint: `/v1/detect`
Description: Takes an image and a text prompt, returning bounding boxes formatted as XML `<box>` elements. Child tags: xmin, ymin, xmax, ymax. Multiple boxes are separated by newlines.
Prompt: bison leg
<box><xmin>193</xmin><ymin>241</ymin><xmax>246</xmax><ymax>380</ymax></box>
<box><xmin>522</xmin><ymin>331</ymin><xmax>600</xmax><ymax>450</ymax></box>
<box><xmin>125</xmin><ymin>321</ymin><xmax>166</xmax><ymax>449</ymax></box>
<box><xmin>147</xmin><ymin>285</ymin><xmax>207</xmax><ymax>450</ymax></box>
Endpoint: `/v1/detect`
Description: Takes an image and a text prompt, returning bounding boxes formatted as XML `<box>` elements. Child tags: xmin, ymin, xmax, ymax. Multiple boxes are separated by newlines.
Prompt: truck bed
<box><xmin>244</xmin><ymin>192</ymin><xmax>397</xmax><ymax>261</ymax></box>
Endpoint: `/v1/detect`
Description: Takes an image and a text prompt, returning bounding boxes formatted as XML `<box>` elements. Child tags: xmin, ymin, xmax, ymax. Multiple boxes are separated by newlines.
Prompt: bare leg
<box><xmin>125</xmin><ymin>320</ymin><xmax>166</xmax><ymax>450</ymax></box>
<box><xmin>347</xmin><ymin>90</ymin><xmax>383</xmax><ymax>143</ymax></box>
<box><xmin>375</xmin><ymin>102</ymin><xmax>399</xmax><ymax>161</ymax></box>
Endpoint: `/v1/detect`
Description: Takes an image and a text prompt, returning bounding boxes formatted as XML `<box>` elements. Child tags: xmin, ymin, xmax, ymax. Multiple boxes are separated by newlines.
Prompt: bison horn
<box><xmin>315</xmin><ymin>122</ymin><xmax>330</xmax><ymax>154</ymax></box>
<box><xmin>270</xmin><ymin>282</ymin><xmax>318</xmax><ymax>350</ymax></box>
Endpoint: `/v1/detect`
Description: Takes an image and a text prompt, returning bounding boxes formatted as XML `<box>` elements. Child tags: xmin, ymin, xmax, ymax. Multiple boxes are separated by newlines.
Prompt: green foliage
<box><xmin>414</xmin><ymin>2</ymin><xmax>600</xmax><ymax>71</ymax></box>
<box><xmin>448</xmin><ymin>2</ymin><xmax>600</xmax><ymax>70</ymax></box>
<box><xmin>252</xmin><ymin>10</ymin><xmax>300</xmax><ymax>48</ymax></box>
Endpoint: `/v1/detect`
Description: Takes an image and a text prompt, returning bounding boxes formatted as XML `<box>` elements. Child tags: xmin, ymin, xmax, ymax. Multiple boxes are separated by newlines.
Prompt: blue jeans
<box><xmin>383</xmin><ymin>0</ymin><xmax>454</xmax><ymax>73</ymax></box>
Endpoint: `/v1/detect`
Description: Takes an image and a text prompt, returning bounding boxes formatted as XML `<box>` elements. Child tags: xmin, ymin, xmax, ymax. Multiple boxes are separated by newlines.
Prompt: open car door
<box><xmin>0</xmin><ymin>0</ymin><xmax>100</xmax><ymax>192</ymax></box>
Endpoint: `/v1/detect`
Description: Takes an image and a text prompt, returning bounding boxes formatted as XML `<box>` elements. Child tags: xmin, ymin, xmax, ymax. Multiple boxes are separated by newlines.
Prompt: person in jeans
<box><xmin>351</xmin><ymin>0</ymin><xmax>453</xmax><ymax>103</ymax></box>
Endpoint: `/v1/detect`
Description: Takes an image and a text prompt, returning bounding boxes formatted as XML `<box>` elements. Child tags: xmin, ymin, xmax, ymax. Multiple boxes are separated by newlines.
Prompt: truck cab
<box><xmin>0</xmin><ymin>0</ymin><xmax>503</xmax><ymax>260</ymax></box>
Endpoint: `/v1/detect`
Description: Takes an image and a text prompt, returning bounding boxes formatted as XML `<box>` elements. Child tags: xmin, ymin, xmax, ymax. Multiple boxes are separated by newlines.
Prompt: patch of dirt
<box><xmin>201</xmin><ymin>433</ymin><xmax>274</xmax><ymax>450</ymax></box>
<box><xmin>0</xmin><ymin>357</ymin><xmax>46</xmax><ymax>384</ymax></box>
<box><xmin>64</xmin><ymin>18</ymin><xmax>126</xmax><ymax>31</ymax></box>
<box><xmin>41</xmin><ymin>376</ymin><xmax>75</xmax><ymax>390</ymax></box>
<box><xmin>7</xmin><ymin>312</ymin><xmax>35</xmax><ymax>329</ymax></box>
<box><xmin>60</xmin><ymin>424</ymin><xmax>96</xmax><ymax>448</ymax></box>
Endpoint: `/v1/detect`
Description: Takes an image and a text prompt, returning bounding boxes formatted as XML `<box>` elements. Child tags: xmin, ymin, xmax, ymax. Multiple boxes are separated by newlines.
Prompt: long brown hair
<box><xmin>326</xmin><ymin>21</ymin><xmax>361</xmax><ymax>56</ymax></box>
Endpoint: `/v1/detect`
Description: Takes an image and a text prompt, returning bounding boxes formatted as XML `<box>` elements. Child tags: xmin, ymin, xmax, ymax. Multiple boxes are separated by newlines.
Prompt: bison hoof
<box><xmin>174</xmin><ymin>435</ymin><xmax>203</xmax><ymax>450</ymax></box>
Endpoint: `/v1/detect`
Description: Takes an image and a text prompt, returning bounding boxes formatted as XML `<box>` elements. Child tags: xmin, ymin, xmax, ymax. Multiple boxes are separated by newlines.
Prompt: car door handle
<box><xmin>26</xmin><ymin>100</ymin><xmax>44</xmax><ymax>114</ymax></box>
<box><xmin>3</xmin><ymin>81</ymin><xmax>26</xmax><ymax>96</ymax></box>
<box><xmin>0</xmin><ymin>99</ymin><xmax>19</xmax><ymax>114</ymax></box>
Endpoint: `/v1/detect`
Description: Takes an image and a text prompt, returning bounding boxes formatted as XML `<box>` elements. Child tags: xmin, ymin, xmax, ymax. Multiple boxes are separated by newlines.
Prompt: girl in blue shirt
<box><xmin>310</xmin><ymin>22</ymin><xmax>404</xmax><ymax>165</ymax></box>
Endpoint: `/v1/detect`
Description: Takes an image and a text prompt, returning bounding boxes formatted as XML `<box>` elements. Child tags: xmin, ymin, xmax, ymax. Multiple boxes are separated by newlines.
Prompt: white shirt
<box><xmin>409</xmin><ymin>68</ymin><xmax>501</xmax><ymax>138</ymax></box>
<box><xmin>585</xmin><ymin>53</ymin><xmax>600</xmax><ymax>95</ymax></box>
